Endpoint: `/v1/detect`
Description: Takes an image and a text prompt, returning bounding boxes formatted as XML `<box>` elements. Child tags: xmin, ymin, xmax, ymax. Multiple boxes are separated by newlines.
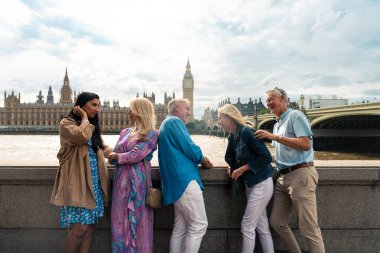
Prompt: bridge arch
<box><xmin>252</xmin><ymin>103</ymin><xmax>380</xmax><ymax>153</ymax></box>
<box><xmin>310</xmin><ymin>111</ymin><xmax>380</xmax><ymax>129</ymax></box>
<box><xmin>257</xmin><ymin>119</ymin><xmax>276</xmax><ymax>131</ymax></box>
<box><xmin>310</xmin><ymin>111</ymin><xmax>380</xmax><ymax>153</ymax></box>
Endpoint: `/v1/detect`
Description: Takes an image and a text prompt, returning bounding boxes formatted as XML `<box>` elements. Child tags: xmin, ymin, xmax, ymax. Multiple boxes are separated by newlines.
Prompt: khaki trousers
<box><xmin>270</xmin><ymin>166</ymin><xmax>325</xmax><ymax>253</ymax></box>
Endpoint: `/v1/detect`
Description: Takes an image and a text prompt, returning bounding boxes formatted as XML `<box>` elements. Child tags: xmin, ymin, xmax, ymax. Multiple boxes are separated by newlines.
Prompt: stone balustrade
<box><xmin>0</xmin><ymin>165</ymin><xmax>379</xmax><ymax>253</ymax></box>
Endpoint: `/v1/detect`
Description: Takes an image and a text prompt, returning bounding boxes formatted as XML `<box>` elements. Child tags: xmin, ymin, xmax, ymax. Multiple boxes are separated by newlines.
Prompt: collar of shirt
<box><xmin>277</xmin><ymin>108</ymin><xmax>293</xmax><ymax>124</ymax></box>
<box><xmin>236</xmin><ymin>124</ymin><xmax>243</xmax><ymax>138</ymax></box>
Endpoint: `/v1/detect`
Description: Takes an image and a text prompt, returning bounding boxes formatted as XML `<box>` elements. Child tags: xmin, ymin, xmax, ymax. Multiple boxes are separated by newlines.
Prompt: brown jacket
<box><xmin>50</xmin><ymin>117</ymin><xmax>112</xmax><ymax>209</ymax></box>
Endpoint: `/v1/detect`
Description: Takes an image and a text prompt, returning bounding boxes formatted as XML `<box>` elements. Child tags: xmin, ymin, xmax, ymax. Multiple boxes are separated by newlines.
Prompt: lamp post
<box><xmin>254</xmin><ymin>104</ymin><xmax>258</xmax><ymax>129</ymax></box>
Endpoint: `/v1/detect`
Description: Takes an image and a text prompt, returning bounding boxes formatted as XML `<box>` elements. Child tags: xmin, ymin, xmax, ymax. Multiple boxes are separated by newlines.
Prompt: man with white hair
<box><xmin>158</xmin><ymin>98</ymin><xmax>213</xmax><ymax>253</ymax></box>
<box><xmin>255</xmin><ymin>88</ymin><xmax>325</xmax><ymax>253</ymax></box>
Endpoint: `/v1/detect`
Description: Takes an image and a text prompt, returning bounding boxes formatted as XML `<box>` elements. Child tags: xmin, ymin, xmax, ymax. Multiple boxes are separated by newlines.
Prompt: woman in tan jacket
<box><xmin>50</xmin><ymin>92</ymin><xmax>111</xmax><ymax>253</ymax></box>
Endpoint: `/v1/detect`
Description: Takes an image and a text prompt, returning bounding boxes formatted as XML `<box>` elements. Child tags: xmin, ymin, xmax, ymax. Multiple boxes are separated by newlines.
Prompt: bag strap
<box><xmin>143</xmin><ymin>159</ymin><xmax>151</xmax><ymax>191</ymax></box>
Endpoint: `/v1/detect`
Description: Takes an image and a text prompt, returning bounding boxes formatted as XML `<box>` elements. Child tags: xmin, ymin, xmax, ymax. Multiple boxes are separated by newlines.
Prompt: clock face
<box><xmin>184</xmin><ymin>79</ymin><xmax>192</xmax><ymax>88</ymax></box>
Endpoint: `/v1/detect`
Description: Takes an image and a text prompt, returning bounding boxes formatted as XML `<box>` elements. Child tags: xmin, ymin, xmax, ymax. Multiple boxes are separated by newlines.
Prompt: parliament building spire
<box><xmin>60</xmin><ymin>67</ymin><xmax>73</xmax><ymax>104</ymax></box>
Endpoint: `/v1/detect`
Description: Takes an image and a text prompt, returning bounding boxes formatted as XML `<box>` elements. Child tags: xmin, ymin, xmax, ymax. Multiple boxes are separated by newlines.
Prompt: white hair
<box><xmin>266</xmin><ymin>87</ymin><xmax>288</xmax><ymax>101</ymax></box>
<box><xmin>167</xmin><ymin>98</ymin><xmax>191</xmax><ymax>114</ymax></box>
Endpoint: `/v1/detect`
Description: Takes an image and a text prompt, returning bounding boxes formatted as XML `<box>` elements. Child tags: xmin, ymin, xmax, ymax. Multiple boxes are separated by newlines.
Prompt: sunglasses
<box><xmin>273</xmin><ymin>87</ymin><xmax>288</xmax><ymax>99</ymax></box>
<box><xmin>274</xmin><ymin>87</ymin><xmax>285</xmax><ymax>96</ymax></box>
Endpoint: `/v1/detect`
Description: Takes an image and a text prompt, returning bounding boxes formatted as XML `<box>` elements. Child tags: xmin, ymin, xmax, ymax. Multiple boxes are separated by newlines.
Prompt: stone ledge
<box><xmin>0</xmin><ymin>166</ymin><xmax>379</xmax><ymax>253</ymax></box>
<box><xmin>0</xmin><ymin>229</ymin><xmax>378</xmax><ymax>253</ymax></box>
<box><xmin>0</xmin><ymin>166</ymin><xmax>379</xmax><ymax>185</ymax></box>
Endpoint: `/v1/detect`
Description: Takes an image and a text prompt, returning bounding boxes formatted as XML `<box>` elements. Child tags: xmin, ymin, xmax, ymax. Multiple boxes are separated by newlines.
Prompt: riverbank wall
<box><xmin>0</xmin><ymin>165</ymin><xmax>379</xmax><ymax>252</ymax></box>
<box><xmin>0</xmin><ymin>127</ymin><xmax>123</xmax><ymax>135</ymax></box>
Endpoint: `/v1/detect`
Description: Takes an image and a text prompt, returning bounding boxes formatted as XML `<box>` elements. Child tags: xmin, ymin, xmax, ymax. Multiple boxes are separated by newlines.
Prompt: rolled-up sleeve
<box><xmin>165</xmin><ymin>118</ymin><xmax>204</xmax><ymax>164</ymax></box>
<box><xmin>117</xmin><ymin>131</ymin><xmax>158</xmax><ymax>165</ymax></box>
<box><xmin>60</xmin><ymin>119</ymin><xmax>94</xmax><ymax>145</ymax></box>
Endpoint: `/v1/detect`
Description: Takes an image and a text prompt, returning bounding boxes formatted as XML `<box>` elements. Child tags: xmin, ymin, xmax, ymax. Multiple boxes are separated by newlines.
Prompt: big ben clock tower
<box><xmin>182</xmin><ymin>59</ymin><xmax>194</xmax><ymax>121</ymax></box>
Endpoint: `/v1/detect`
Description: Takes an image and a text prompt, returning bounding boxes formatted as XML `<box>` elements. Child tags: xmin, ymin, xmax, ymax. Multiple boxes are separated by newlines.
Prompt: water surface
<box><xmin>1</xmin><ymin>135</ymin><xmax>378</xmax><ymax>167</ymax></box>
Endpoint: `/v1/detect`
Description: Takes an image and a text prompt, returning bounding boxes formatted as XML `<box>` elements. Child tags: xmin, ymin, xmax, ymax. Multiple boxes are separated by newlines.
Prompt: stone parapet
<box><xmin>0</xmin><ymin>165</ymin><xmax>379</xmax><ymax>252</ymax></box>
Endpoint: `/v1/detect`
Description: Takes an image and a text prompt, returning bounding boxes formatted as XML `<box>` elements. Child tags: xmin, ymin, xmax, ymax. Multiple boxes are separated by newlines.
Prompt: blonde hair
<box><xmin>129</xmin><ymin>97</ymin><xmax>156</xmax><ymax>140</ymax></box>
<box><xmin>167</xmin><ymin>98</ymin><xmax>191</xmax><ymax>114</ymax></box>
<box><xmin>218</xmin><ymin>104</ymin><xmax>248</xmax><ymax>127</ymax></box>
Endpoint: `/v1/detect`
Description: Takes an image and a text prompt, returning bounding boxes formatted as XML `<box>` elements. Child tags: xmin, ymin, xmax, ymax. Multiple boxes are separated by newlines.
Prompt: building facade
<box><xmin>0</xmin><ymin>68</ymin><xmax>177</xmax><ymax>132</ymax></box>
<box><xmin>140</xmin><ymin>91</ymin><xmax>175</xmax><ymax>127</ymax></box>
<box><xmin>202</xmin><ymin>97</ymin><xmax>267</xmax><ymax>129</ymax></box>
<box><xmin>217</xmin><ymin>97</ymin><xmax>267</xmax><ymax>116</ymax></box>
<box><xmin>182</xmin><ymin>59</ymin><xmax>194</xmax><ymax>121</ymax></box>
<box><xmin>302</xmin><ymin>96</ymin><xmax>348</xmax><ymax>109</ymax></box>
<box><xmin>1</xmin><ymin>69</ymin><xmax>130</xmax><ymax>132</ymax></box>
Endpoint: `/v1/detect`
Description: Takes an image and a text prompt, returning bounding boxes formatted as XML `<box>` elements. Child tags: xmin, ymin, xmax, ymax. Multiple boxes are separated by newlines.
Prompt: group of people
<box><xmin>50</xmin><ymin>87</ymin><xmax>325</xmax><ymax>253</ymax></box>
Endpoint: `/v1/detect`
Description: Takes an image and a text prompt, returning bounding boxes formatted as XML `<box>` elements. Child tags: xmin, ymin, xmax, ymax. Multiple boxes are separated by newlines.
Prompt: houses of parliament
<box><xmin>0</xmin><ymin>60</ymin><xmax>196</xmax><ymax>132</ymax></box>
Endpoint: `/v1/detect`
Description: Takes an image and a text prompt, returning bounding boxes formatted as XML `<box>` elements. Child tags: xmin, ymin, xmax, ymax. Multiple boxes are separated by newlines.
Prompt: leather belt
<box><xmin>279</xmin><ymin>162</ymin><xmax>314</xmax><ymax>175</ymax></box>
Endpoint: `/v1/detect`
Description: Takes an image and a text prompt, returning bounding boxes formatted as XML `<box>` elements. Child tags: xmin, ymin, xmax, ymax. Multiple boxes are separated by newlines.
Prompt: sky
<box><xmin>1</xmin><ymin>0</ymin><xmax>379</xmax><ymax>119</ymax></box>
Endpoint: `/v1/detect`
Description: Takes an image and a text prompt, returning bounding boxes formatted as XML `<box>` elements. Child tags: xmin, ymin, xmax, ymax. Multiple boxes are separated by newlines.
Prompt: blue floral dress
<box><xmin>60</xmin><ymin>139</ymin><xmax>105</xmax><ymax>228</ymax></box>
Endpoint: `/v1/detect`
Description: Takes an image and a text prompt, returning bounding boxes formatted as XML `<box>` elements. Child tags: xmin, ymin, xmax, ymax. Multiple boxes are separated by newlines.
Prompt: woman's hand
<box><xmin>73</xmin><ymin>105</ymin><xmax>88</xmax><ymax>119</ymax></box>
<box><xmin>231</xmin><ymin>165</ymin><xmax>249</xmax><ymax>181</ymax></box>
<box><xmin>107</xmin><ymin>152</ymin><xmax>119</xmax><ymax>163</ymax></box>
<box><xmin>226</xmin><ymin>167</ymin><xmax>232</xmax><ymax>177</ymax></box>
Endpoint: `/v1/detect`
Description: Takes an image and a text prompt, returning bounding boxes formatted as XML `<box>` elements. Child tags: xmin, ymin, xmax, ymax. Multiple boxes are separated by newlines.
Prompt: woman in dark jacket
<box><xmin>218</xmin><ymin>104</ymin><xmax>274</xmax><ymax>253</ymax></box>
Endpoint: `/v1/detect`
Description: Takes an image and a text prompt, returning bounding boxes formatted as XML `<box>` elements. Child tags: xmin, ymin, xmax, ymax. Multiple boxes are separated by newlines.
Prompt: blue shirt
<box><xmin>158</xmin><ymin>115</ymin><xmax>204</xmax><ymax>205</ymax></box>
<box><xmin>272</xmin><ymin>109</ymin><xmax>314</xmax><ymax>169</ymax></box>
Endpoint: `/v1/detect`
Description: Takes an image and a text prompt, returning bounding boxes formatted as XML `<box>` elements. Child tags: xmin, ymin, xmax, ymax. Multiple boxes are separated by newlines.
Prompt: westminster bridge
<box><xmin>248</xmin><ymin>102</ymin><xmax>380</xmax><ymax>153</ymax></box>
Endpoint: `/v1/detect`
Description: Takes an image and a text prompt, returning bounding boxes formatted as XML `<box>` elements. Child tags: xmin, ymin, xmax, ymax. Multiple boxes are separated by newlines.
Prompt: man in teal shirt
<box><xmin>158</xmin><ymin>98</ymin><xmax>212</xmax><ymax>253</ymax></box>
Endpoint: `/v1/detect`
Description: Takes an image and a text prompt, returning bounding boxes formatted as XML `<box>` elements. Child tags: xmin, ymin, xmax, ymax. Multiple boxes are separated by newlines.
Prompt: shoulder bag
<box><xmin>143</xmin><ymin>159</ymin><xmax>163</xmax><ymax>209</ymax></box>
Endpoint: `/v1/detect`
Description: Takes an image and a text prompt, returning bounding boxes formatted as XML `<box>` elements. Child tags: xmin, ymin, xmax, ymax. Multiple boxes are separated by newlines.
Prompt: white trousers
<box><xmin>241</xmin><ymin>177</ymin><xmax>274</xmax><ymax>253</ymax></box>
<box><xmin>170</xmin><ymin>180</ymin><xmax>208</xmax><ymax>253</ymax></box>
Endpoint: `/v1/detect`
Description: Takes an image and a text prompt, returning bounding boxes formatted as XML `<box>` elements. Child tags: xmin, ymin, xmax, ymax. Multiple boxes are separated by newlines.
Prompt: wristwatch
<box><xmin>277</xmin><ymin>135</ymin><xmax>282</xmax><ymax>142</ymax></box>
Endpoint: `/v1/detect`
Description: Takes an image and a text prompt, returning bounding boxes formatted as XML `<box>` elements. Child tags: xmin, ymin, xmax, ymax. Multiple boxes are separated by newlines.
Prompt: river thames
<box><xmin>1</xmin><ymin>135</ymin><xmax>378</xmax><ymax>167</ymax></box>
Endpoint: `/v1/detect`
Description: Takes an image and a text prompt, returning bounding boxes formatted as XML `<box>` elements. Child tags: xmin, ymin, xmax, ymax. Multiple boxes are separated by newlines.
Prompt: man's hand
<box><xmin>256</xmin><ymin>129</ymin><xmax>311</xmax><ymax>151</ymax></box>
<box><xmin>255</xmin><ymin>129</ymin><xmax>277</xmax><ymax>141</ymax></box>
<box><xmin>200</xmin><ymin>157</ymin><xmax>213</xmax><ymax>169</ymax></box>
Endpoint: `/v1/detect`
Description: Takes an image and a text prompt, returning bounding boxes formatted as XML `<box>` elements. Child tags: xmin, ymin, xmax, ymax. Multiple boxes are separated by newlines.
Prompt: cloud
<box><xmin>363</xmin><ymin>89</ymin><xmax>380</xmax><ymax>96</ymax></box>
<box><xmin>0</xmin><ymin>0</ymin><xmax>379</xmax><ymax>118</ymax></box>
<box><xmin>20</xmin><ymin>18</ymin><xmax>110</xmax><ymax>45</ymax></box>
<box><xmin>134</xmin><ymin>72</ymin><xmax>158</xmax><ymax>82</ymax></box>
<box><xmin>19</xmin><ymin>0</ymin><xmax>55</xmax><ymax>10</ymax></box>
